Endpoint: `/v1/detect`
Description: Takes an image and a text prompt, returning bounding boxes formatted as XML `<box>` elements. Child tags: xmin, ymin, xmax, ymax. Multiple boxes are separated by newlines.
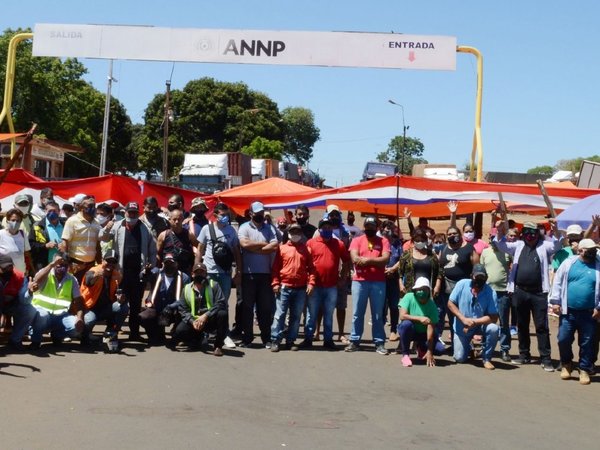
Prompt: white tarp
<box><xmin>33</xmin><ymin>24</ymin><xmax>457</xmax><ymax>71</ymax></box>
<box><xmin>251</xmin><ymin>159</ymin><xmax>266</xmax><ymax>178</ymax></box>
<box><xmin>179</xmin><ymin>153</ymin><xmax>228</xmax><ymax>176</ymax></box>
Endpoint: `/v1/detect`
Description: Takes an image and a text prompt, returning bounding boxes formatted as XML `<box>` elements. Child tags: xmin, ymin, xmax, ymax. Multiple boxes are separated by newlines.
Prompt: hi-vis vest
<box><xmin>32</xmin><ymin>274</ymin><xmax>74</xmax><ymax>314</ymax></box>
<box><xmin>183</xmin><ymin>281</ymin><xmax>215</xmax><ymax>320</ymax></box>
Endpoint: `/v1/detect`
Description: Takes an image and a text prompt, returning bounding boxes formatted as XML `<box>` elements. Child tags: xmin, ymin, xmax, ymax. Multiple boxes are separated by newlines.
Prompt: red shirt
<box><xmin>271</xmin><ymin>241</ymin><xmax>316</xmax><ymax>288</ymax></box>
<box><xmin>306</xmin><ymin>235</ymin><xmax>350</xmax><ymax>288</ymax></box>
<box><xmin>349</xmin><ymin>234</ymin><xmax>390</xmax><ymax>282</ymax></box>
<box><xmin>2</xmin><ymin>269</ymin><xmax>25</xmax><ymax>299</ymax></box>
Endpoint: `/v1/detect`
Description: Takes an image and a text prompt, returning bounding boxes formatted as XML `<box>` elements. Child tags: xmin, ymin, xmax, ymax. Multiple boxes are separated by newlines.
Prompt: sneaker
<box><xmin>223</xmin><ymin>336</ymin><xmax>237</xmax><ymax>349</ymax></box>
<box><xmin>298</xmin><ymin>339</ymin><xmax>313</xmax><ymax>349</ymax></box>
<box><xmin>323</xmin><ymin>340</ymin><xmax>338</xmax><ymax>351</ymax></box>
<box><xmin>501</xmin><ymin>351</ymin><xmax>511</xmax><ymax>362</ymax></box>
<box><xmin>560</xmin><ymin>362</ymin><xmax>573</xmax><ymax>380</ymax></box>
<box><xmin>265</xmin><ymin>342</ymin><xmax>272</xmax><ymax>350</ymax></box>
<box><xmin>510</xmin><ymin>326</ymin><xmax>518</xmax><ymax>336</ymax></box>
<box><xmin>376</xmin><ymin>345</ymin><xmax>389</xmax><ymax>355</ymax></box>
<box><xmin>286</xmin><ymin>342</ymin><xmax>299</xmax><ymax>351</ymax></box>
<box><xmin>483</xmin><ymin>360</ymin><xmax>495</xmax><ymax>370</ymax></box>
<box><xmin>388</xmin><ymin>332</ymin><xmax>399</xmax><ymax>342</ymax></box>
<box><xmin>238</xmin><ymin>341</ymin><xmax>252</xmax><ymax>348</ymax></box>
<box><xmin>270</xmin><ymin>342</ymin><xmax>280</xmax><ymax>352</ymax></box>
<box><xmin>512</xmin><ymin>355</ymin><xmax>531</xmax><ymax>365</ymax></box>
<box><xmin>344</xmin><ymin>342</ymin><xmax>360</xmax><ymax>352</ymax></box>
<box><xmin>401</xmin><ymin>355</ymin><xmax>413</xmax><ymax>367</ymax></box>
<box><xmin>541</xmin><ymin>361</ymin><xmax>555</xmax><ymax>372</ymax></box>
<box><xmin>579</xmin><ymin>369</ymin><xmax>591</xmax><ymax>385</ymax></box>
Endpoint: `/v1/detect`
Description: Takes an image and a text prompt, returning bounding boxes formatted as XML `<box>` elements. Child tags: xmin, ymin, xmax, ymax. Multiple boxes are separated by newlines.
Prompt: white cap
<box><xmin>326</xmin><ymin>204</ymin><xmax>340</xmax><ymax>213</ymax></box>
<box><xmin>413</xmin><ymin>277</ymin><xmax>431</xmax><ymax>290</ymax></box>
<box><xmin>578</xmin><ymin>239</ymin><xmax>599</xmax><ymax>250</ymax></box>
<box><xmin>72</xmin><ymin>193</ymin><xmax>87</xmax><ymax>204</ymax></box>
<box><xmin>566</xmin><ymin>224</ymin><xmax>583</xmax><ymax>236</ymax></box>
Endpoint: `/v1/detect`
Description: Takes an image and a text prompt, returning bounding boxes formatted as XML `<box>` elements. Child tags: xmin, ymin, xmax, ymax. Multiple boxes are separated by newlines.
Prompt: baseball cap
<box><xmin>277</xmin><ymin>216</ymin><xmax>287</xmax><ymax>225</ymax></box>
<box><xmin>522</xmin><ymin>221</ymin><xmax>537</xmax><ymax>231</ymax></box>
<box><xmin>250</xmin><ymin>201</ymin><xmax>265</xmax><ymax>213</ymax></box>
<box><xmin>103</xmin><ymin>249</ymin><xmax>118</xmax><ymax>263</ymax></box>
<box><xmin>288</xmin><ymin>223</ymin><xmax>302</xmax><ymax>233</ymax></box>
<box><xmin>472</xmin><ymin>264</ymin><xmax>488</xmax><ymax>277</ymax></box>
<box><xmin>326</xmin><ymin>204</ymin><xmax>340</xmax><ymax>214</ymax></box>
<box><xmin>15</xmin><ymin>194</ymin><xmax>30</xmax><ymax>205</ymax></box>
<box><xmin>566</xmin><ymin>224</ymin><xmax>583</xmax><ymax>236</ymax></box>
<box><xmin>413</xmin><ymin>277</ymin><xmax>431</xmax><ymax>290</ymax></box>
<box><xmin>192</xmin><ymin>262</ymin><xmax>207</xmax><ymax>273</ymax></box>
<box><xmin>0</xmin><ymin>254</ymin><xmax>14</xmax><ymax>269</ymax></box>
<box><xmin>191</xmin><ymin>197</ymin><xmax>207</xmax><ymax>208</ymax></box>
<box><xmin>72</xmin><ymin>193</ymin><xmax>87</xmax><ymax>204</ymax></box>
<box><xmin>364</xmin><ymin>216</ymin><xmax>378</xmax><ymax>227</ymax></box>
<box><xmin>125</xmin><ymin>202</ymin><xmax>139</xmax><ymax>212</ymax></box>
<box><xmin>318</xmin><ymin>214</ymin><xmax>332</xmax><ymax>228</ymax></box>
<box><xmin>578</xmin><ymin>239</ymin><xmax>600</xmax><ymax>250</ymax></box>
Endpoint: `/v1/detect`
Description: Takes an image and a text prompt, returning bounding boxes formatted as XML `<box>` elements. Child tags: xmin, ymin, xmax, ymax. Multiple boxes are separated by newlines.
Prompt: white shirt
<box><xmin>0</xmin><ymin>229</ymin><xmax>30</xmax><ymax>272</ymax></box>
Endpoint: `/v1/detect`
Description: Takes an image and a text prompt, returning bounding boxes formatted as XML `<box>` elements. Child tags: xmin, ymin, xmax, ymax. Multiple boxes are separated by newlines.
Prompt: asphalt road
<box><xmin>1</xmin><ymin>303</ymin><xmax>598</xmax><ymax>450</ymax></box>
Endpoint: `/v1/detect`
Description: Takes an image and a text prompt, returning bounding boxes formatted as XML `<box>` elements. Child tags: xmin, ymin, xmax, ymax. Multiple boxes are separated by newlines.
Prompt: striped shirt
<box><xmin>62</xmin><ymin>212</ymin><xmax>102</xmax><ymax>262</ymax></box>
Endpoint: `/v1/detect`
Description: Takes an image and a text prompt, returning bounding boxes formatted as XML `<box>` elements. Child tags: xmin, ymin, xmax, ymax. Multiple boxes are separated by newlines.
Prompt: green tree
<box><xmin>527</xmin><ymin>165</ymin><xmax>554</xmax><ymax>176</ymax></box>
<box><xmin>281</xmin><ymin>107</ymin><xmax>320</xmax><ymax>165</ymax></box>
<box><xmin>0</xmin><ymin>28</ymin><xmax>134</xmax><ymax>177</ymax></box>
<box><xmin>376</xmin><ymin>136</ymin><xmax>427</xmax><ymax>175</ymax></box>
<box><xmin>241</xmin><ymin>137</ymin><xmax>284</xmax><ymax>159</ymax></box>
<box><xmin>556</xmin><ymin>155</ymin><xmax>600</xmax><ymax>174</ymax></box>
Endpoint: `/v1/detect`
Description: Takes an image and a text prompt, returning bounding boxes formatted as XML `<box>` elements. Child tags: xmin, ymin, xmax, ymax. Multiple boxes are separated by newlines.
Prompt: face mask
<box><xmin>42</xmin><ymin>197</ymin><xmax>52</xmax><ymax>207</ymax></box>
<box><xmin>448</xmin><ymin>235</ymin><xmax>461</xmax><ymax>245</ymax></box>
<box><xmin>7</xmin><ymin>220</ymin><xmax>20</xmax><ymax>232</ymax></box>
<box><xmin>524</xmin><ymin>233</ymin><xmax>537</xmax><ymax>243</ymax></box>
<box><xmin>145</xmin><ymin>210</ymin><xmax>158</xmax><ymax>219</ymax></box>
<box><xmin>164</xmin><ymin>264</ymin><xmax>177</xmax><ymax>275</ymax></box>
<box><xmin>296</xmin><ymin>217</ymin><xmax>307</xmax><ymax>226</ymax></box>
<box><xmin>54</xmin><ymin>266</ymin><xmax>67</xmax><ymax>277</ymax></box>
<box><xmin>46</xmin><ymin>211</ymin><xmax>59</xmax><ymax>222</ymax></box>
<box><xmin>167</xmin><ymin>204</ymin><xmax>179</xmax><ymax>212</ymax></box>
<box><xmin>217</xmin><ymin>215</ymin><xmax>230</xmax><ymax>225</ymax></box>
<box><xmin>471</xmin><ymin>278</ymin><xmax>486</xmax><ymax>290</ymax></box>
<box><xmin>364</xmin><ymin>229</ymin><xmax>377</xmax><ymax>238</ymax></box>
<box><xmin>414</xmin><ymin>241</ymin><xmax>428</xmax><ymax>250</ymax></box>
<box><xmin>17</xmin><ymin>205</ymin><xmax>29</xmax><ymax>215</ymax></box>
<box><xmin>329</xmin><ymin>217</ymin><xmax>341</xmax><ymax>227</ymax></box>
<box><xmin>193</xmin><ymin>274</ymin><xmax>206</xmax><ymax>283</ymax></box>
<box><xmin>126</xmin><ymin>217</ymin><xmax>139</xmax><ymax>226</ymax></box>
<box><xmin>84</xmin><ymin>206</ymin><xmax>96</xmax><ymax>216</ymax></box>
<box><xmin>414</xmin><ymin>290</ymin><xmax>429</xmax><ymax>301</ymax></box>
<box><xmin>433</xmin><ymin>243</ymin><xmax>444</xmax><ymax>253</ymax></box>
<box><xmin>463</xmin><ymin>231</ymin><xmax>475</xmax><ymax>242</ymax></box>
<box><xmin>583</xmin><ymin>249</ymin><xmax>598</xmax><ymax>260</ymax></box>
<box><xmin>96</xmin><ymin>215</ymin><xmax>108</xmax><ymax>225</ymax></box>
<box><xmin>320</xmin><ymin>229</ymin><xmax>333</xmax><ymax>239</ymax></box>
<box><xmin>289</xmin><ymin>234</ymin><xmax>303</xmax><ymax>243</ymax></box>
<box><xmin>252</xmin><ymin>213</ymin><xmax>264</xmax><ymax>223</ymax></box>
<box><xmin>193</xmin><ymin>212</ymin><xmax>207</xmax><ymax>223</ymax></box>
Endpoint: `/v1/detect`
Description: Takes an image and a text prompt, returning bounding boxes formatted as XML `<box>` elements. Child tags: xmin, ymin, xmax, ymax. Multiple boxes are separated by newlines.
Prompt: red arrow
<box><xmin>408</xmin><ymin>51</ymin><xmax>416</xmax><ymax>62</ymax></box>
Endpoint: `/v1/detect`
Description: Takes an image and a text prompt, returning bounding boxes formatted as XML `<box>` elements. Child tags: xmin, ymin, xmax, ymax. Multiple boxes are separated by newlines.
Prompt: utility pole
<box><xmin>162</xmin><ymin>80</ymin><xmax>171</xmax><ymax>182</ymax></box>
<box><xmin>99</xmin><ymin>60</ymin><xmax>116</xmax><ymax>176</ymax></box>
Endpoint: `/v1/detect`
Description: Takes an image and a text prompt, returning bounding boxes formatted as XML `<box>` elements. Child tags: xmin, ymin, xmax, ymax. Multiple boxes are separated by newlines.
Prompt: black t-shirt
<box><xmin>94</xmin><ymin>275</ymin><xmax>112</xmax><ymax>311</ymax></box>
<box><xmin>515</xmin><ymin>244</ymin><xmax>542</xmax><ymax>289</ymax></box>
<box><xmin>413</xmin><ymin>257</ymin><xmax>433</xmax><ymax>281</ymax></box>
<box><xmin>124</xmin><ymin>223</ymin><xmax>142</xmax><ymax>274</ymax></box>
<box><xmin>440</xmin><ymin>244</ymin><xmax>474</xmax><ymax>282</ymax></box>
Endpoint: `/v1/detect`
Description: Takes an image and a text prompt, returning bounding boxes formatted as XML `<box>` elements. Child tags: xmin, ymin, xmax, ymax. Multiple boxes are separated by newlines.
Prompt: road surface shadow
<box><xmin>0</xmin><ymin>362</ymin><xmax>42</xmax><ymax>378</ymax></box>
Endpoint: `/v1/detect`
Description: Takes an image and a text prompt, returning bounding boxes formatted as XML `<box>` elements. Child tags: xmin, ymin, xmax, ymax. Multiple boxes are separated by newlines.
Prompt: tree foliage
<box><xmin>241</xmin><ymin>137</ymin><xmax>284</xmax><ymax>160</ymax></box>
<box><xmin>281</xmin><ymin>107</ymin><xmax>320</xmax><ymax>165</ymax></box>
<box><xmin>556</xmin><ymin>155</ymin><xmax>600</xmax><ymax>174</ymax></box>
<box><xmin>527</xmin><ymin>165</ymin><xmax>554</xmax><ymax>176</ymax></box>
<box><xmin>376</xmin><ymin>136</ymin><xmax>427</xmax><ymax>175</ymax></box>
<box><xmin>0</xmin><ymin>28</ymin><xmax>133</xmax><ymax>177</ymax></box>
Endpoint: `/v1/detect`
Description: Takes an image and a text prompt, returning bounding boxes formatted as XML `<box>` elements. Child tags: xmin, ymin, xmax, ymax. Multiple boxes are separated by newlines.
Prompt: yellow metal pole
<box><xmin>456</xmin><ymin>46</ymin><xmax>483</xmax><ymax>182</ymax></box>
<box><xmin>0</xmin><ymin>32</ymin><xmax>33</xmax><ymax>156</ymax></box>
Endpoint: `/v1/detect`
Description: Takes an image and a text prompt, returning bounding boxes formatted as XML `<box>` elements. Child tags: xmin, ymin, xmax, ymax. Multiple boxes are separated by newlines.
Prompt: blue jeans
<box><xmin>435</xmin><ymin>291</ymin><xmax>449</xmax><ymax>339</ymax></box>
<box><xmin>31</xmin><ymin>307</ymin><xmax>81</xmax><ymax>343</ymax></box>
<box><xmin>397</xmin><ymin>320</ymin><xmax>446</xmax><ymax>356</ymax></box>
<box><xmin>496</xmin><ymin>292</ymin><xmax>511</xmax><ymax>352</ymax></box>
<box><xmin>557</xmin><ymin>309</ymin><xmax>596</xmax><ymax>372</ymax></box>
<box><xmin>270</xmin><ymin>286</ymin><xmax>307</xmax><ymax>343</ymax></box>
<box><xmin>84</xmin><ymin>301</ymin><xmax>130</xmax><ymax>334</ymax></box>
<box><xmin>453</xmin><ymin>323</ymin><xmax>499</xmax><ymax>363</ymax></box>
<box><xmin>350</xmin><ymin>281</ymin><xmax>386</xmax><ymax>345</ymax></box>
<box><xmin>5</xmin><ymin>302</ymin><xmax>37</xmax><ymax>344</ymax></box>
<box><xmin>208</xmin><ymin>273</ymin><xmax>233</xmax><ymax>305</ymax></box>
<box><xmin>306</xmin><ymin>286</ymin><xmax>337</xmax><ymax>341</ymax></box>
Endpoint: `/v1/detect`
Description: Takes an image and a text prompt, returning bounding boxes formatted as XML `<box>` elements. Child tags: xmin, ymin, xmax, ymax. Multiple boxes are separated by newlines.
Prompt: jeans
<box><xmin>5</xmin><ymin>302</ymin><xmax>37</xmax><ymax>344</ymax></box>
<box><xmin>513</xmin><ymin>287</ymin><xmax>551</xmax><ymax>362</ymax></box>
<box><xmin>306</xmin><ymin>286</ymin><xmax>337</xmax><ymax>342</ymax></box>
<box><xmin>434</xmin><ymin>291</ymin><xmax>449</xmax><ymax>339</ymax></box>
<box><xmin>350</xmin><ymin>281</ymin><xmax>386</xmax><ymax>345</ymax></box>
<box><xmin>271</xmin><ymin>286</ymin><xmax>307</xmax><ymax>343</ymax></box>
<box><xmin>208</xmin><ymin>273</ymin><xmax>233</xmax><ymax>305</ymax></box>
<box><xmin>385</xmin><ymin>277</ymin><xmax>400</xmax><ymax>332</ymax></box>
<box><xmin>495</xmin><ymin>291</ymin><xmax>511</xmax><ymax>352</ymax></box>
<box><xmin>241</xmin><ymin>273</ymin><xmax>274</xmax><ymax>344</ymax></box>
<box><xmin>31</xmin><ymin>307</ymin><xmax>81</xmax><ymax>343</ymax></box>
<box><xmin>557</xmin><ymin>309</ymin><xmax>596</xmax><ymax>372</ymax></box>
<box><xmin>84</xmin><ymin>301</ymin><xmax>130</xmax><ymax>334</ymax></box>
<box><xmin>453</xmin><ymin>323</ymin><xmax>499</xmax><ymax>363</ymax></box>
<box><xmin>397</xmin><ymin>320</ymin><xmax>446</xmax><ymax>356</ymax></box>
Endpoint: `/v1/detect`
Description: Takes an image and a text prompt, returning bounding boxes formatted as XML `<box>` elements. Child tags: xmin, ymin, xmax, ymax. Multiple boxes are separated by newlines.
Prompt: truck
<box><xmin>361</xmin><ymin>161</ymin><xmax>398</xmax><ymax>181</ymax></box>
<box><xmin>178</xmin><ymin>153</ymin><xmax>252</xmax><ymax>193</ymax></box>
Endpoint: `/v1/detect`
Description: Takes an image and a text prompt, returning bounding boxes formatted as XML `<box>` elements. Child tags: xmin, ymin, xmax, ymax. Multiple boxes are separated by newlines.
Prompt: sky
<box><xmin>1</xmin><ymin>0</ymin><xmax>600</xmax><ymax>187</ymax></box>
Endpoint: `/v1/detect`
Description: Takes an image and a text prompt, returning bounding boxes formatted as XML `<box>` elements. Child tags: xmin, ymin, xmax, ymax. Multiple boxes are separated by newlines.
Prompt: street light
<box><xmin>237</xmin><ymin>108</ymin><xmax>262</xmax><ymax>152</ymax></box>
<box><xmin>388</xmin><ymin>99</ymin><xmax>410</xmax><ymax>175</ymax></box>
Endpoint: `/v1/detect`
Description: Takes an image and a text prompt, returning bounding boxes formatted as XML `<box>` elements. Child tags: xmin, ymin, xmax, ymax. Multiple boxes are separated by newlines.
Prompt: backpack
<box><xmin>209</xmin><ymin>223</ymin><xmax>234</xmax><ymax>271</ymax></box>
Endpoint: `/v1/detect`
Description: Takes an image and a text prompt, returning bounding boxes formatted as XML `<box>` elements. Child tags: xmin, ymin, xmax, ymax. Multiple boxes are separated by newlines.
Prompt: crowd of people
<box><xmin>0</xmin><ymin>188</ymin><xmax>599</xmax><ymax>385</ymax></box>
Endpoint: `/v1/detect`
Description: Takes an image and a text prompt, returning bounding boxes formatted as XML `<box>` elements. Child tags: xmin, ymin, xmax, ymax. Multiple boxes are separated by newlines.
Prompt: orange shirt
<box><xmin>271</xmin><ymin>241</ymin><xmax>316</xmax><ymax>288</ymax></box>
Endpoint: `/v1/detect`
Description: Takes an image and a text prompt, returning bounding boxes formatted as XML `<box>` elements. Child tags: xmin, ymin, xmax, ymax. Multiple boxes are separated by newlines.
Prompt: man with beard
<box><xmin>237</xmin><ymin>201</ymin><xmax>279</xmax><ymax>347</ymax></box>
<box><xmin>550</xmin><ymin>239</ymin><xmax>600</xmax><ymax>385</ymax></box>
<box><xmin>140</xmin><ymin>196</ymin><xmax>170</xmax><ymax>242</ymax></box>
<box><xmin>295</xmin><ymin>205</ymin><xmax>317</xmax><ymax>241</ymax></box>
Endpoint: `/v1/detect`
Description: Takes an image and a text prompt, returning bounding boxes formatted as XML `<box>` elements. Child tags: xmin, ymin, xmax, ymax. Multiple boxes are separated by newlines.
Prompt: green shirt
<box><xmin>480</xmin><ymin>246</ymin><xmax>511</xmax><ymax>292</ymax></box>
<box><xmin>399</xmin><ymin>292</ymin><xmax>439</xmax><ymax>333</ymax></box>
<box><xmin>552</xmin><ymin>247</ymin><xmax>574</xmax><ymax>271</ymax></box>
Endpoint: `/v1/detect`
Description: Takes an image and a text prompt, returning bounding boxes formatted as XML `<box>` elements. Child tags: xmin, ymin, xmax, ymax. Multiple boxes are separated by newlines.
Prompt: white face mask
<box><xmin>7</xmin><ymin>220</ymin><xmax>20</xmax><ymax>232</ymax></box>
<box><xmin>96</xmin><ymin>215</ymin><xmax>108</xmax><ymax>225</ymax></box>
<box><xmin>289</xmin><ymin>234</ymin><xmax>303</xmax><ymax>243</ymax></box>
<box><xmin>414</xmin><ymin>241</ymin><xmax>428</xmax><ymax>250</ymax></box>
<box><xmin>463</xmin><ymin>231</ymin><xmax>475</xmax><ymax>242</ymax></box>
<box><xmin>126</xmin><ymin>217</ymin><xmax>139</xmax><ymax>226</ymax></box>
<box><xmin>17</xmin><ymin>205</ymin><xmax>29</xmax><ymax>215</ymax></box>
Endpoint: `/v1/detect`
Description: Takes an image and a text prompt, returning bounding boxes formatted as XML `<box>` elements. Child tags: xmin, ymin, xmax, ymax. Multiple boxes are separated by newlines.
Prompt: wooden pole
<box><xmin>0</xmin><ymin>123</ymin><xmax>37</xmax><ymax>186</ymax></box>
<box><xmin>536</xmin><ymin>179</ymin><xmax>556</xmax><ymax>218</ymax></box>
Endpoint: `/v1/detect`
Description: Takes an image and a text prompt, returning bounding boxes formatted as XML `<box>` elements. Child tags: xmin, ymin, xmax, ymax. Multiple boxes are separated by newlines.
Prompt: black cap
<box><xmin>103</xmin><ymin>249</ymin><xmax>118</xmax><ymax>263</ymax></box>
<box><xmin>472</xmin><ymin>264</ymin><xmax>487</xmax><ymax>277</ymax></box>
<box><xmin>0</xmin><ymin>254</ymin><xmax>14</xmax><ymax>269</ymax></box>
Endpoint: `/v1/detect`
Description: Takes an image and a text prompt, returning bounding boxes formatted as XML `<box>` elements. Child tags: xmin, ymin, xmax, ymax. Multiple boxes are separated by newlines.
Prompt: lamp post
<box><xmin>388</xmin><ymin>99</ymin><xmax>410</xmax><ymax>175</ymax></box>
<box><xmin>237</xmin><ymin>108</ymin><xmax>262</xmax><ymax>152</ymax></box>
<box><xmin>162</xmin><ymin>80</ymin><xmax>173</xmax><ymax>182</ymax></box>
<box><xmin>99</xmin><ymin>60</ymin><xmax>117</xmax><ymax>176</ymax></box>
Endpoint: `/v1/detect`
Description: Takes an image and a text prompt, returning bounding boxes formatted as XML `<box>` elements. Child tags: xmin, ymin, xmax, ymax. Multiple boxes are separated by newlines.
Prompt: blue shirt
<box><xmin>386</xmin><ymin>238</ymin><xmax>403</xmax><ymax>268</ymax></box>
<box><xmin>238</xmin><ymin>221</ymin><xmax>278</xmax><ymax>274</ymax></box>
<box><xmin>449</xmin><ymin>278</ymin><xmax>498</xmax><ymax>335</ymax></box>
<box><xmin>566</xmin><ymin>259</ymin><xmax>596</xmax><ymax>310</ymax></box>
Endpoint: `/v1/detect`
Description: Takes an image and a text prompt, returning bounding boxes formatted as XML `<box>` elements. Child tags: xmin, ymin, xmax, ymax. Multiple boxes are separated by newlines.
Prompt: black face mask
<box><xmin>193</xmin><ymin>212</ymin><xmax>207</xmax><ymax>223</ymax></box>
<box><xmin>583</xmin><ymin>249</ymin><xmax>598</xmax><ymax>260</ymax></box>
<box><xmin>296</xmin><ymin>217</ymin><xmax>307</xmax><ymax>226</ymax></box>
<box><xmin>145</xmin><ymin>210</ymin><xmax>158</xmax><ymax>218</ymax></box>
<box><xmin>364</xmin><ymin>229</ymin><xmax>377</xmax><ymax>238</ymax></box>
<box><xmin>193</xmin><ymin>275</ymin><xmax>206</xmax><ymax>284</ymax></box>
<box><xmin>471</xmin><ymin>278</ymin><xmax>486</xmax><ymax>290</ymax></box>
<box><xmin>448</xmin><ymin>235</ymin><xmax>461</xmax><ymax>245</ymax></box>
<box><xmin>329</xmin><ymin>217</ymin><xmax>341</xmax><ymax>227</ymax></box>
<box><xmin>167</xmin><ymin>204</ymin><xmax>180</xmax><ymax>212</ymax></box>
<box><xmin>164</xmin><ymin>264</ymin><xmax>177</xmax><ymax>275</ymax></box>
<box><xmin>84</xmin><ymin>206</ymin><xmax>96</xmax><ymax>216</ymax></box>
<box><xmin>252</xmin><ymin>214</ymin><xmax>264</xmax><ymax>223</ymax></box>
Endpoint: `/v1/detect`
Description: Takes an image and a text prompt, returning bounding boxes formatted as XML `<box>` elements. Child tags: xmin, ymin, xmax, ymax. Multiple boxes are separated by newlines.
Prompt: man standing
<box><xmin>270</xmin><ymin>224</ymin><xmax>316</xmax><ymax>351</ymax></box>
<box><xmin>29</xmin><ymin>201</ymin><xmax>65</xmax><ymax>272</ymax></box>
<box><xmin>346</xmin><ymin>216</ymin><xmax>390</xmax><ymax>354</ymax></box>
<box><xmin>31</xmin><ymin>187</ymin><xmax>54</xmax><ymax>218</ymax></box>
<box><xmin>304</xmin><ymin>216</ymin><xmax>351</xmax><ymax>350</ymax></box>
<box><xmin>140</xmin><ymin>196</ymin><xmax>170</xmax><ymax>242</ymax></box>
<box><xmin>237</xmin><ymin>201</ymin><xmax>279</xmax><ymax>347</ymax></box>
<box><xmin>447</xmin><ymin>265</ymin><xmax>500</xmax><ymax>370</ymax></box>
<box><xmin>103</xmin><ymin>202</ymin><xmax>156</xmax><ymax>341</ymax></box>
<box><xmin>549</xmin><ymin>239</ymin><xmax>600</xmax><ymax>385</ymax></box>
<box><xmin>185</xmin><ymin>197</ymin><xmax>209</xmax><ymax>239</ymax></box>
<box><xmin>295</xmin><ymin>205</ymin><xmax>317</xmax><ymax>241</ymax></box>
<box><xmin>495</xmin><ymin>220</ymin><xmax>562</xmax><ymax>371</ymax></box>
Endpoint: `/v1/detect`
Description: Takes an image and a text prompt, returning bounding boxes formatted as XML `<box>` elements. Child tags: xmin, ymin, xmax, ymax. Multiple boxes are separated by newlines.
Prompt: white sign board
<box><xmin>33</xmin><ymin>24</ymin><xmax>456</xmax><ymax>71</ymax></box>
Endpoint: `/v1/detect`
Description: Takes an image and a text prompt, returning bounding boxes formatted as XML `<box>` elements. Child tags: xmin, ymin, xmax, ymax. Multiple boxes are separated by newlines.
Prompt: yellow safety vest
<box><xmin>183</xmin><ymin>281</ymin><xmax>214</xmax><ymax>319</ymax></box>
<box><xmin>32</xmin><ymin>274</ymin><xmax>74</xmax><ymax>315</ymax></box>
